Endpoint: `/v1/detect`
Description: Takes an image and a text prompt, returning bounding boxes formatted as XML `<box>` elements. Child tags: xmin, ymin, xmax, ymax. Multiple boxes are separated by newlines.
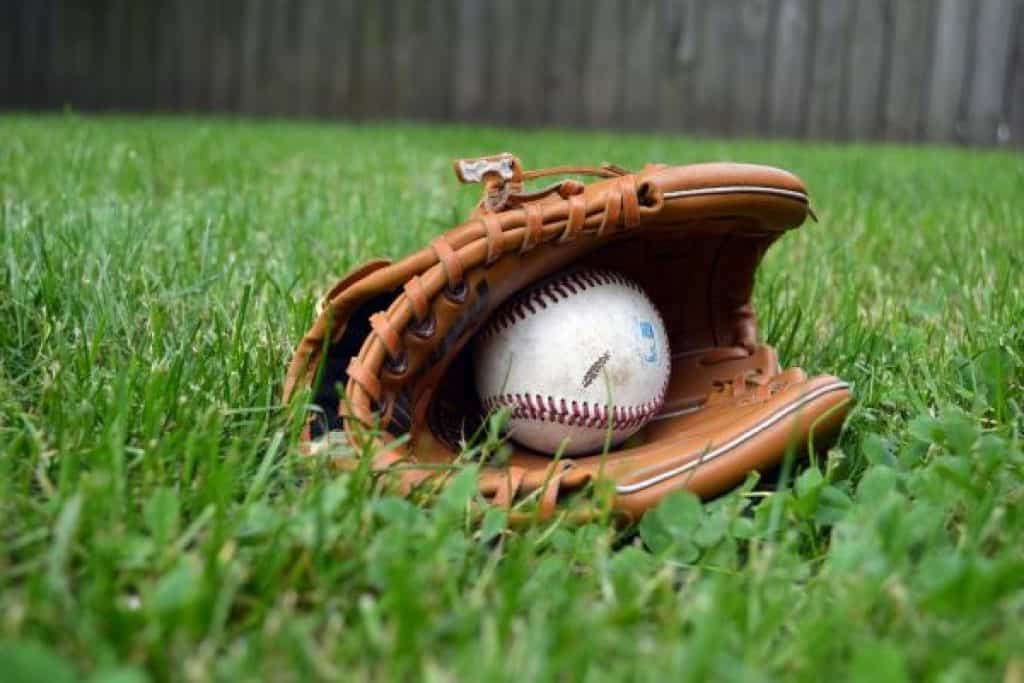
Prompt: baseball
<box><xmin>473</xmin><ymin>267</ymin><xmax>670</xmax><ymax>455</ymax></box>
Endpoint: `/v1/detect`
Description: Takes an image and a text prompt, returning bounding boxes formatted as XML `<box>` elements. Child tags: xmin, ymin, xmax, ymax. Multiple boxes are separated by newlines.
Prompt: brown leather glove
<box><xmin>283</xmin><ymin>153</ymin><xmax>852</xmax><ymax>522</ymax></box>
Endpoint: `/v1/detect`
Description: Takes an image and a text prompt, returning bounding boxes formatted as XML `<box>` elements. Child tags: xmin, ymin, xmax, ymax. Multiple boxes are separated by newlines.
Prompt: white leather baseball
<box><xmin>473</xmin><ymin>268</ymin><xmax>670</xmax><ymax>455</ymax></box>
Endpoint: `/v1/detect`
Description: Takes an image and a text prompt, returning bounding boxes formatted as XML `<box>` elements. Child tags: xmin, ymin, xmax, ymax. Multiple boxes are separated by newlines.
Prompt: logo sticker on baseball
<box><xmin>636</xmin><ymin>319</ymin><xmax>658</xmax><ymax>364</ymax></box>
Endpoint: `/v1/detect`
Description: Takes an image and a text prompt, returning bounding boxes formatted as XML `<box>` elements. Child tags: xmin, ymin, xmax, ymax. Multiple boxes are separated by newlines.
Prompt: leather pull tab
<box><xmin>454</xmin><ymin>153</ymin><xmax>526</xmax><ymax>213</ymax></box>
<box><xmin>453</xmin><ymin>153</ymin><xmax>523</xmax><ymax>185</ymax></box>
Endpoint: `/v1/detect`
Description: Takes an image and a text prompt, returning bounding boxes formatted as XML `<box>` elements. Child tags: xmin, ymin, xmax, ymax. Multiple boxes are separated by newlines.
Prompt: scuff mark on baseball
<box><xmin>582</xmin><ymin>351</ymin><xmax>611</xmax><ymax>389</ymax></box>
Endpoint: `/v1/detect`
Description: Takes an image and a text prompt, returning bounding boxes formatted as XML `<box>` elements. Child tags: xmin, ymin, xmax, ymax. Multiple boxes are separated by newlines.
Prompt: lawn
<box><xmin>1</xmin><ymin>115</ymin><xmax>1022</xmax><ymax>682</ymax></box>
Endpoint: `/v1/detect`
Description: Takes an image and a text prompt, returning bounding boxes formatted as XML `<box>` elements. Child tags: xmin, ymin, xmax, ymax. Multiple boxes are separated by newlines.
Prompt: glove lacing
<box><xmin>462</xmin><ymin>154</ymin><xmax>630</xmax><ymax>214</ymax></box>
<box><xmin>701</xmin><ymin>347</ymin><xmax>782</xmax><ymax>402</ymax></box>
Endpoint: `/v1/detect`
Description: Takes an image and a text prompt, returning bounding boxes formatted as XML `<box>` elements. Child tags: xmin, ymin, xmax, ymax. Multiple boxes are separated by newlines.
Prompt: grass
<box><xmin>0</xmin><ymin>114</ymin><xmax>1022</xmax><ymax>682</ymax></box>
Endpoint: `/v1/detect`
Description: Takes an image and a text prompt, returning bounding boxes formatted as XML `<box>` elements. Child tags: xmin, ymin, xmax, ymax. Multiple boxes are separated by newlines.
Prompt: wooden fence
<box><xmin>3</xmin><ymin>0</ymin><xmax>1023</xmax><ymax>146</ymax></box>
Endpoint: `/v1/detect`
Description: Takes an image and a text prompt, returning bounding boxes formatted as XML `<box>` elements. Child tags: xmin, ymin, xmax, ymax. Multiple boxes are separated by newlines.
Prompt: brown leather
<box><xmin>283</xmin><ymin>154</ymin><xmax>853</xmax><ymax>522</ymax></box>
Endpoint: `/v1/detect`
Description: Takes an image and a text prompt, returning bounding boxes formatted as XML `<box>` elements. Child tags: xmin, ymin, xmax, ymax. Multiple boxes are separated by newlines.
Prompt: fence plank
<box><xmin>62</xmin><ymin>0</ymin><xmax>89</xmax><ymax>110</ymax></box>
<box><xmin>293</xmin><ymin>0</ymin><xmax>324</xmax><ymax>116</ymax></box>
<box><xmin>656</xmin><ymin>0</ymin><xmax>703</xmax><ymax>132</ymax></box>
<box><xmin>120</xmin><ymin>0</ymin><xmax>151</xmax><ymax>110</ymax></box>
<box><xmin>155</xmin><ymin>0</ymin><xmax>180</xmax><ymax>110</ymax></box>
<box><xmin>238</xmin><ymin>0</ymin><xmax>262</xmax><ymax>114</ymax></box>
<box><xmin>623</xmin><ymin>0</ymin><xmax>659</xmax><ymax>128</ymax></box>
<box><xmin>844</xmin><ymin>0</ymin><xmax>887</xmax><ymax>140</ymax></box>
<box><xmin>12</xmin><ymin>0</ymin><xmax>28</xmax><ymax>107</ymax></box>
<box><xmin>109</xmin><ymin>0</ymin><xmax>129</xmax><ymax>109</ymax></box>
<box><xmin>394</xmin><ymin>0</ymin><xmax>452</xmax><ymax>122</ymax></box>
<box><xmin>583</xmin><ymin>0</ymin><xmax>624</xmax><ymax>128</ymax></box>
<box><xmin>453</xmin><ymin>0</ymin><xmax>487</xmax><ymax>121</ymax></box>
<box><xmin>206</xmin><ymin>0</ymin><xmax>228</xmax><ymax>112</ymax></box>
<box><xmin>80</xmin><ymin>2</ymin><xmax>103</xmax><ymax>110</ymax></box>
<box><xmin>252</xmin><ymin>0</ymin><xmax>286</xmax><ymax>116</ymax></box>
<box><xmin>733</xmin><ymin>0</ymin><xmax>775</xmax><ymax>136</ymax></box>
<box><xmin>546</xmin><ymin>0</ymin><xmax>588</xmax><ymax>127</ymax></box>
<box><xmin>694</xmin><ymin>0</ymin><xmax>740</xmax><ymax>135</ymax></box>
<box><xmin>259</xmin><ymin>0</ymin><xmax>283</xmax><ymax>115</ymax></box>
<box><xmin>428</xmin><ymin>0</ymin><xmax>457</xmax><ymax>121</ymax></box>
<box><xmin>881</xmin><ymin>1</ymin><xmax>934</xmax><ymax>140</ymax></box>
<box><xmin>59</xmin><ymin>0</ymin><xmax>83</xmax><ymax>109</ymax></box>
<box><xmin>353</xmin><ymin>1</ymin><xmax>395</xmax><ymax>120</ymax></box>
<box><xmin>965</xmin><ymin>0</ymin><xmax>1017</xmax><ymax>144</ymax></box>
<box><xmin>144</xmin><ymin>2</ymin><xmax>163</xmax><ymax>110</ymax></box>
<box><xmin>14</xmin><ymin>0</ymin><xmax>33</xmax><ymax>107</ymax></box>
<box><xmin>267</xmin><ymin>0</ymin><xmax>297</xmax><ymax>116</ymax></box>
<box><xmin>485</xmin><ymin>0</ymin><xmax>552</xmax><ymax>127</ymax></box>
<box><xmin>96</xmin><ymin>0</ymin><xmax>122</xmax><ymax>110</ymax></box>
<box><xmin>491</xmin><ymin>0</ymin><xmax>523</xmax><ymax>124</ymax></box>
<box><xmin>0</xmin><ymin>1</ymin><xmax>16</xmax><ymax>108</ymax></box>
<box><xmin>924</xmin><ymin>0</ymin><xmax>973</xmax><ymax>142</ymax></box>
<box><xmin>768</xmin><ymin>0</ymin><xmax>814</xmax><ymax>138</ymax></box>
<box><xmin>44</xmin><ymin>0</ymin><xmax>67</xmax><ymax>109</ymax></box>
<box><xmin>518</xmin><ymin>0</ymin><xmax>552</xmax><ymax>127</ymax></box>
<box><xmin>23</xmin><ymin>0</ymin><xmax>53</xmax><ymax>109</ymax></box>
<box><xmin>208</xmin><ymin>0</ymin><xmax>240</xmax><ymax>113</ymax></box>
<box><xmin>321</xmin><ymin>0</ymin><xmax>357</xmax><ymax>118</ymax></box>
<box><xmin>1008</xmin><ymin>0</ymin><xmax>1024</xmax><ymax>146</ymax></box>
<box><xmin>806</xmin><ymin>0</ymin><xmax>852</xmax><ymax>139</ymax></box>
<box><xmin>321</xmin><ymin>0</ymin><xmax>349</xmax><ymax>117</ymax></box>
<box><xmin>393</xmin><ymin>0</ymin><xmax>420</xmax><ymax>120</ymax></box>
<box><xmin>40</xmin><ymin>0</ymin><xmax>58</xmax><ymax>108</ymax></box>
<box><xmin>175</xmin><ymin>0</ymin><xmax>202</xmax><ymax>112</ymax></box>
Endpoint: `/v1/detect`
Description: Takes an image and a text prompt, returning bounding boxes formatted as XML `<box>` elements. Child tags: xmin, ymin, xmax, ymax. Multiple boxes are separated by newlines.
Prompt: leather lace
<box><xmin>369</xmin><ymin>450</ymin><xmax>571</xmax><ymax>519</ymax></box>
<box><xmin>522</xmin><ymin>163</ymin><xmax>630</xmax><ymax>181</ymax></box>
<box><xmin>700</xmin><ymin>346</ymin><xmax>779</xmax><ymax>401</ymax></box>
<box><xmin>483</xmin><ymin>161</ymin><xmax>631</xmax><ymax>214</ymax></box>
<box><xmin>491</xmin><ymin>462</ymin><xmax>573</xmax><ymax>518</ymax></box>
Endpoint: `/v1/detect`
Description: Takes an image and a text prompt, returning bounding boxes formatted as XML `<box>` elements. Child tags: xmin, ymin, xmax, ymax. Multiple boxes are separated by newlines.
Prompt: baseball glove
<box><xmin>283</xmin><ymin>153</ymin><xmax>852</xmax><ymax>522</ymax></box>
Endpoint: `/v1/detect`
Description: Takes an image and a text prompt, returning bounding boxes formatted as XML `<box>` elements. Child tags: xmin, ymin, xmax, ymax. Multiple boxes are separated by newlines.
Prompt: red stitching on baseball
<box><xmin>477</xmin><ymin>268</ymin><xmax>646</xmax><ymax>342</ymax></box>
<box><xmin>481</xmin><ymin>389</ymin><xmax>666</xmax><ymax>432</ymax></box>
